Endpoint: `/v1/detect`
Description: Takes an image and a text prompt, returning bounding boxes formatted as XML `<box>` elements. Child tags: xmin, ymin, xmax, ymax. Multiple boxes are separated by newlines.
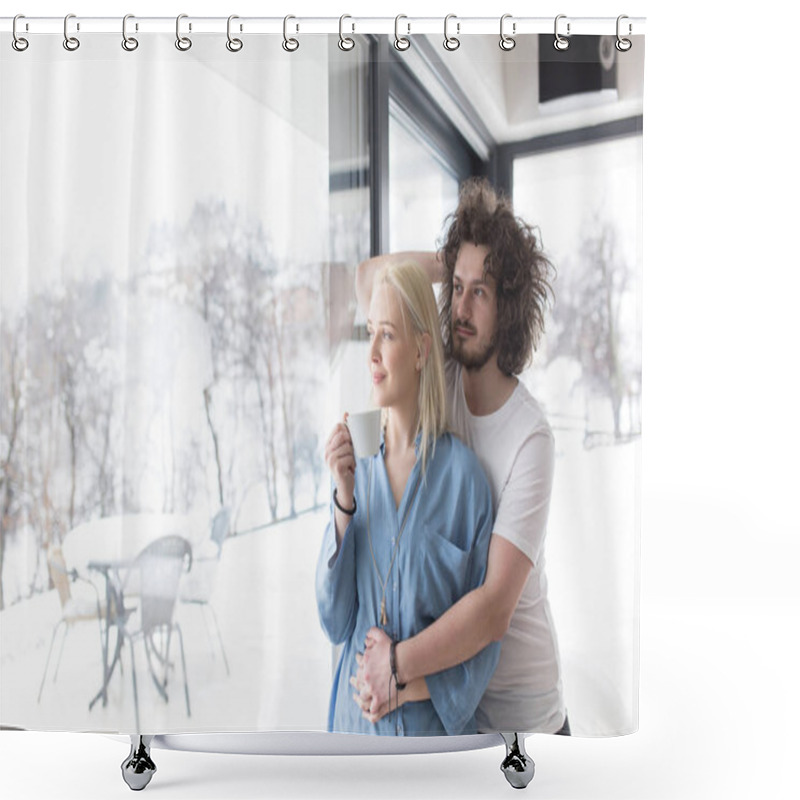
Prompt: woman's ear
<box><xmin>417</xmin><ymin>333</ymin><xmax>432</xmax><ymax>369</ymax></box>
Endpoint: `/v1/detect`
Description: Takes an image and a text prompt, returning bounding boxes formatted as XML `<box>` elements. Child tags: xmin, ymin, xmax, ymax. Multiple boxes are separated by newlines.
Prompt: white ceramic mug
<box><xmin>346</xmin><ymin>409</ymin><xmax>382</xmax><ymax>458</ymax></box>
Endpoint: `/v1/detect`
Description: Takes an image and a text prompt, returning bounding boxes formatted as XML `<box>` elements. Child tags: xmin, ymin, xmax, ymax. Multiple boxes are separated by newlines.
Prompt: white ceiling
<box><xmin>415</xmin><ymin>34</ymin><xmax>645</xmax><ymax>147</ymax></box>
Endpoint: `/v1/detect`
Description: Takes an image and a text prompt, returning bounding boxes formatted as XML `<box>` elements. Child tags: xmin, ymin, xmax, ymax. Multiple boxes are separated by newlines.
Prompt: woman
<box><xmin>316</xmin><ymin>261</ymin><xmax>499</xmax><ymax>736</ymax></box>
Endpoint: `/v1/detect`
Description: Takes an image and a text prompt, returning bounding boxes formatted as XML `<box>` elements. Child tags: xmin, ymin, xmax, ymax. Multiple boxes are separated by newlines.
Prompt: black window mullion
<box><xmin>368</xmin><ymin>37</ymin><xmax>391</xmax><ymax>259</ymax></box>
<box><xmin>387</xmin><ymin>51</ymin><xmax>483</xmax><ymax>185</ymax></box>
<box><xmin>496</xmin><ymin>115</ymin><xmax>644</xmax><ymax>198</ymax></box>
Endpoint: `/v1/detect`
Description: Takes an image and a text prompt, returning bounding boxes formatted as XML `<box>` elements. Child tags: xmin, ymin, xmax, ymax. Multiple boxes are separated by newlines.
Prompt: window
<box><xmin>383</xmin><ymin>41</ymin><xmax>485</xmax><ymax>254</ymax></box>
<box><xmin>513</xmin><ymin>133</ymin><xmax>643</xmax><ymax>440</ymax></box>
<box><xmin>388</xmin><ymin>104</ymin><xmax>459</xmax><ymax>252</ymax></box>
<box><xmin>329</xmin><ymin>39</ymin><xmax>371</xmax><ymax>268</ymax></box>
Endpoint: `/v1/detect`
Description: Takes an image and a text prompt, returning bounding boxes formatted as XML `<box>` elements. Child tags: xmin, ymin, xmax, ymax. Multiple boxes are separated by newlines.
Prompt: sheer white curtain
<box><xmin>2</xmin><ymin>26</ymin><xmax>643</xmax><ymax>741</ymax></box>
<box><xmin>515</xmin><ymin>136</ymin><xmax>643</xmax><ymax>736</ymax></box>
<box><xmin>1</xmin><ymin>33</ymin><xmax>335</xmax><ymax>733</ymax></box>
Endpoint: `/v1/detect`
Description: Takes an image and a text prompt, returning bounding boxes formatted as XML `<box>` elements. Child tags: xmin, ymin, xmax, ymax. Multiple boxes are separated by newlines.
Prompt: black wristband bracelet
<box><xmin>390</xmin><ymin>639</ymin><xmax>407</xmax><ymax>691</ymax></box>
<box><xmin>333</xmin><ymin>488</ymin><xmax>357</xmax><ymax>516</ymax></box>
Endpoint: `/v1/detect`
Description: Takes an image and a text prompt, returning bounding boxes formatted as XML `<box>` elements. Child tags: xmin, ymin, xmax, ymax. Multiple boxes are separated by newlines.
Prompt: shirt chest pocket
<box><xmin>415</xmin><ymin>524</ymin><xmax>473</xmax><ymax>627</ymax></box>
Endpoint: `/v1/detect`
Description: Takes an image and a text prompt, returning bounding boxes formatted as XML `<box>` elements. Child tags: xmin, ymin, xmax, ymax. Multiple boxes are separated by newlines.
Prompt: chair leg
<box><xmin>162</xmin><ymin>626</ymin><xmax>174</xmax><ymax>689</ymax></box>
<box><xmin>144</xmin><ymin>627</ymin><xmax>170</xmax><ymax>670</ymax></box>
<box><xmin>37</xmin><ymin>620</ymin><xmax>65</xmax><ymax>703</ymax></box>
<box><xmin>52</xmin><ymin>621</ymin><xmax>72</xmax><ymax>683</ymax></box>
<box><xmin>95</xmin><ymin>611</ymin><xmax>112</xmax><ymax>680</ymax></box>
<box><xmin>199</xmin><ymin>602</ymin><xmax>215</xmax><ymax>650</ymax></box>
<box><xmin>500</xmin><ymin>732</ymin><xmax>535</xmax><ymax>789</ymax></box>
<box><xmin>129</xmin><ymin>637</ymin><xmax>141</xmax><ymax>735</ymax></box>
<box><xmin>121</xmin><ymin>735</ymin><xmax>156</xmax><ymax>791</ymax></box>
<box><xmin>174</xmin><ymin>623</ymin><xmax>191</xmax><ymax>718</ymax></box>
<box><xmin>206</xmin><ymin>604</ymin><xmax>230</xmax><ymax>675</ymax></box>
<box><xmin>143</xmin><ymin>633</ymin><xmax>169</xmax><ymax>702</ymax></box>
<box><xmin>116</xmin><ymin>625</ymin><xmax>125</xmax><ymax>677</ymax></box>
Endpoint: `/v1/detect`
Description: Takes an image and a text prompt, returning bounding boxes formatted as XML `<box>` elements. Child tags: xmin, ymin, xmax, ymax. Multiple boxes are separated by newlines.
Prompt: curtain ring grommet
<box><xmin>338</xmin><ymin>14</ymin><xmax>355</xmax><ymax>51</ymax></box>
<box><xmin>12</xmin><ymin>15</ymin><xmax>29</xmax><ymax>52</ymax></box>
<box><xmin>615</xmin><ymin>14</ymin><xmax>632</xmax><ymax>52</ymax></box>
<box><xmin>226</xmin><ymin>15</ymin><xmax>243</xmax><ymax>52</ymax></box>
<box><xmin>63</xmin><ymin>13</ymin><xmax>80</xmax><ymax>51</ymax></box>
<box><xmin>175</xmin><ymin>14</ymin><xmax>192</xmax><ymax>51</ymax></box>
<box><xmin>553</xmin><ymin>14</ymin><xmax>570</xmax><ymax>51</ymax></box>
<box><xmin>122</xmin><ymin>14</ymin><xmax>139</xmax><ymax>51</ymax></box>
<box><xmin>394</xmin><ymin>15</ymin><xmax>410</xmax><ymax>51</ymax></box>
<box><xmin>499</xmin><ymin>14</ymin><xmax>516</xmax><ymax>51</ymax></box>
<box><xmin>283</xmin><ymin>15</ymin><xmax>299</xmax><ymax>52</ymax></box>
<box><xmin>443</xmin><ymin>14</ymin><xmax>460</xmax><ymax>51</ymax></box>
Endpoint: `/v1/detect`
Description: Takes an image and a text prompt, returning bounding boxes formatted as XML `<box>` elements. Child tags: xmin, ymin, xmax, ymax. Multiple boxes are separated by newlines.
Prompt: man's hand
<box><xmin>351</xmin><ymin>652</ymin><xmax>427</xmax><ymax>724</ymax></box>
<box><xmin>350</xmin><ymin>652</ymin><xmax>395</xmax><ymax>724</ymax></box>
<box><xmin>360</xmin><ymin>627</ymin><xmax>393</xmax><ymax>715</ymax></box>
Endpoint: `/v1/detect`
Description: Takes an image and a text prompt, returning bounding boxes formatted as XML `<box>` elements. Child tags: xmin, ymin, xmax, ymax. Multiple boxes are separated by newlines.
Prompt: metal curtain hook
<box><xmin>554</xmin><ymin>14</ymin><xmax>570</xmax><ymax>51</ymax></box>
<box><xmin>499</xmin><ymin>14</ymin><xmax>516</xmax><ymax>51</ymax></box>
<box><xmin>226</xmin><ymin>15</ymin><xmax>243</xmax><ymax>52</ymax></box>
<box><xmin>394</xmin><ymin>15</ymin><xmax>410</xmax><ymax>51</ymax></box>
<box><xmin>338</xmin><ymin>14</ymin><xmax>355</xmax><ymax>51</ymax></box>
<box><xmin>63</xmin><ymin>13</ymin><xmax>80</xmax><ymax>51</ymax></box>
<box><xmin>616</xmin><ymin>15</ymin><xmax>632</xmax><ymax>52</ymax></box>
<box><xmin>122</xmin><ymin>14</ymin><xmax>139</xmax><ymax>51</ymax></box>
<box><xmin>443</xmin><ymin>14</ymin><xmax>460</xmax><ymax>51</ymax></box>
<box><xmin>283</xmin><ymin>15</ymin><xmax>299</xmax><ymax>52</ymax></box>
<box><xmin>176</xmin><ymin>13</ymin><xmax>192</xmax><ymax>50</ymax></box>
<box><xmin>12</xmin><ymin>14</ymin><xmax>29</xmax><ymax>51</ymax></box>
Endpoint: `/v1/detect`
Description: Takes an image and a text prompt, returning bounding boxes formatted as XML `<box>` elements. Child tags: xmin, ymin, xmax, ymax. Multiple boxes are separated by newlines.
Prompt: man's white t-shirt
<box><xmin>445</xmin><ymin>360</ymin><xmax>565</xmax><ymax>733</ymax></box>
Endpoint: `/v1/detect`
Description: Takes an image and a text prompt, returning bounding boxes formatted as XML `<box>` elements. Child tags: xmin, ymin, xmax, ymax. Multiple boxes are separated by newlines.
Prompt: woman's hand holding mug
<box><xmin>325</xmin><ymin>414</ymin><xmax>356</xmax><ymax>531</ymax></box>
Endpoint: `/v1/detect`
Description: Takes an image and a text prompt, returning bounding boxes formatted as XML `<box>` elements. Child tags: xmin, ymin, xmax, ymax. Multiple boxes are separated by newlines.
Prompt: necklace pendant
<box><xmin>380</xmin><ymin>599</ymin><xmax>388</xmax><ymax>628</ymax></box>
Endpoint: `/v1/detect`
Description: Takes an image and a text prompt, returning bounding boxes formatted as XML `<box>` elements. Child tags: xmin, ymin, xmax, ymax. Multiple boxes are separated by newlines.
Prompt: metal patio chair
<box><xmin>121</xmin><ymin>535</ymin><xmax>193</xmax><ymax>732</ymax></box>
<box><xmin>37</xmin><ymin>546</ymin><xmax>105</xmax><ymax>703</ymax></box>
<box><xmin>178</xmin><ymin>507</ymin><xmax>231</xmax><ymax>675</ymax></box>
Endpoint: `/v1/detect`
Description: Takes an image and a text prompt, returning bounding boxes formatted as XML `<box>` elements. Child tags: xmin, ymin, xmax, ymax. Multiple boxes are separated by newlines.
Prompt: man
<box><xmin>353</xmin><ymin>177</ymin><xmax>568</xmax><ymax>743</ymax></box>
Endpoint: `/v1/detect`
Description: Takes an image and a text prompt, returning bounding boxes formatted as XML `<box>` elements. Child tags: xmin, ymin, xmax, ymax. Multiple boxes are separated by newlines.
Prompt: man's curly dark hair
<box><xmin>439</xmin><ymin>177</ymin><xmax>555</xmax><ymax>377</ymax></box>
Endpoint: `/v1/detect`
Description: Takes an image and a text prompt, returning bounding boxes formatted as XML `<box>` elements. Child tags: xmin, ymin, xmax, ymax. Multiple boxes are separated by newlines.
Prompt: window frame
<box><xmin>367</xmin><ymin>36</ymin><xmax>486</xmax><ymax>258</ymax></box>
<box><xmin>493</xmin><ymin>115</ymin><xmax>644</xmax><ymax>197</ymax></box>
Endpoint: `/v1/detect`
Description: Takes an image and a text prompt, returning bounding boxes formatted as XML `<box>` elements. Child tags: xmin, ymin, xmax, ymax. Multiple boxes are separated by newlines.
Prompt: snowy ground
<box><xmin>0</xmin><ymin>511</ymin><xmax>333</xmax><ymax>734</ymax></box>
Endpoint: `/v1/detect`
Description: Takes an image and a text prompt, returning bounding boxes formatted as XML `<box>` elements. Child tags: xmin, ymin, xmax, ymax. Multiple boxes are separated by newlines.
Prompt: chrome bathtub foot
<box><xmin>500</xmin><ymin>732</ymin><xmax>535</xmax><ymax>790</ymax></box>
<box><xmin>121</xmin><ymin>735</ymin><xmax>156</xmax><ymax>791</ymax></box>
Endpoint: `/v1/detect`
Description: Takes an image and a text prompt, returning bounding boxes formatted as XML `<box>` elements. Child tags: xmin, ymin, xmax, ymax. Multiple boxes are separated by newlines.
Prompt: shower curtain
<box><xmin>0</xmin><ymin>22</ymin><xmax>644</xmax><ymax>738</ymax></box>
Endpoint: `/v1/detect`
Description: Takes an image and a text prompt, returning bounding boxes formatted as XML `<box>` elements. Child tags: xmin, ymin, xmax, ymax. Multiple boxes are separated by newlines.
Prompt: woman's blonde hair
<box><xmin>373</xmin><ymin>261</ymin><xmax>447</xmax><ymax>474</ymax></box>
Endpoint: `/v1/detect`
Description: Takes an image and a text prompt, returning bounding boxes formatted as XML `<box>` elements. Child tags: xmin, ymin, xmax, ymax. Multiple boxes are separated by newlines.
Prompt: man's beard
<box><xmin>451</xmin><ymin>321</ymin><xmax>496</xmax><ymax>371</ymax></box>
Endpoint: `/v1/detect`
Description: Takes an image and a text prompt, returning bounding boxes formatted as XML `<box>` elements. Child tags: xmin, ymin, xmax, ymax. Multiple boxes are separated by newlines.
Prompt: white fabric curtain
<box><xmin>1</xmin><ymin>33</ymin><xmax>335</xmax><ymax>733</ymax></box>
<box><xmin>1</xmin><ymin>28</ymin><xmax>642</xmax><ymax>739</ymax></box>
